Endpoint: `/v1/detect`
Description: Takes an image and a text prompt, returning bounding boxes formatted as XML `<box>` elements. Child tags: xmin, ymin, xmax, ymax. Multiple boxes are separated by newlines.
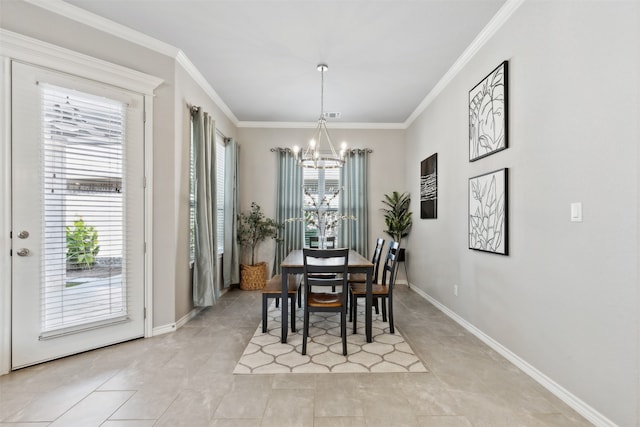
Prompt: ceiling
<box><xmin>60</xmin><ymin>0</ymin><xmax>507</xmax><ymax>126</ymax></box>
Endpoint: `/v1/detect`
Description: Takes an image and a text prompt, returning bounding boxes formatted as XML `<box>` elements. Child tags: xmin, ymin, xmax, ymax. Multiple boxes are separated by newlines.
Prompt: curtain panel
<box><xmin>223</xmin><ymin>138</ymin><xmax>240</xmax><ymax>287</ymax></box>
<box><xmin>339</xmin><ymin>149</ymin><xmax>370</xmax><ymax>257</ymax></box>
<box><xmin>273</xmin><ymin>148</ymin><xmax>303</xmax><ymax>275</ymax></box>
<box><xmin>192</xmin><ymin>109</ymin><xmax>218</xmax><ymax>306</ymax></box>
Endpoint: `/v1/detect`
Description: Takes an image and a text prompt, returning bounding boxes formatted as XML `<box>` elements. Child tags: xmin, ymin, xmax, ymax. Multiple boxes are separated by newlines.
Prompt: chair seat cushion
<box><xmin>350</xmin><ymin>283</ymin><xmax>389</xmax><ymax>296</ymax></box>
<box><xmin>307</xmin><ymin>292</ymin><xmax>343</xmax><ymax>307</ymax></box>
<box><xmin>262</xmin><ymin>275</ymin><xmax>299</xmax><ymax>295</ymax></box>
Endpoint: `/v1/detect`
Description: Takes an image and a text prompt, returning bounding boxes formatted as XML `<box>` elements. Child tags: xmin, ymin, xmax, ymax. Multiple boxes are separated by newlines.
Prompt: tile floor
<box><xmin>0</xmin><ymin>285</ymin><xmax>593</xmax><ymax>426</ymax></box>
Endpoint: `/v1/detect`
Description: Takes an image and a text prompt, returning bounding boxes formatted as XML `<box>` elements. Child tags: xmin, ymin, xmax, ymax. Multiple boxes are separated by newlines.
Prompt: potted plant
<box><xmin>237</xmin><ymin>202</ymin><xmax>279</xmax><ymax>290</ymax></box>
<box><xmin>381</xmin><ymin>191</ymin><xmax>413</xmax><ymax>261</ymax></box>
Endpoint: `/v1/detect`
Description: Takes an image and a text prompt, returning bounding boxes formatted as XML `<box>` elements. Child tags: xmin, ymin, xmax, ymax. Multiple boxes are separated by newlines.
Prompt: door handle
<box><xmin>17</xmin><ymin>230</ymin><xmax>29</xmax><ymax>239</ymax></box>
<box><xmin>16</xmin><ymin>248</ymin><xmax>30</xmax><ymax>257</ymax></box>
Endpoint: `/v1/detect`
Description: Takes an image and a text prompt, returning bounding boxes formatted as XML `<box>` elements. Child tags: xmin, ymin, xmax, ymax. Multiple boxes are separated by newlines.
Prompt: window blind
<box><xmin>216</xmin><ymin>135</ymin><xmax>225</xmax><ymax>255</ymax></box>
<box><xmin>40</xmin><ymin>83</ymin><xmax>128</xmax><ymax>336</ymax></box>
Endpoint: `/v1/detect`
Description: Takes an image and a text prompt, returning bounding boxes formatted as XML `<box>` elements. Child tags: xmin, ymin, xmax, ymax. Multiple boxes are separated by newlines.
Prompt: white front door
<box><xmin>11</xmin><ymin>62</ymin><xmax>145</xmax><ymax>369</ymax></box>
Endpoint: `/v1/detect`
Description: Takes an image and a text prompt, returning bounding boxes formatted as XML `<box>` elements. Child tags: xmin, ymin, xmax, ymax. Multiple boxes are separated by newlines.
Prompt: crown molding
<box><xmin>0</xmin><ymin>29</ymin><xmax>163</xmax><ymax>94</ymax></box>
<box><xmin>238</xmin><ymin>121</ymin><xmax>405</xmax><ymax>130</ymax></box>
<box><xmin>404</xmin><ymin>0</ymin><xmax>526</xmax><ymax>127</ymax></box>
<box><xmin>23</xmin><ymin>0</ymin><xmax>179</xmax><ymax>57</ymax></box>
<box><xmin>175</xmin><ymin>51</ymin><xmax>238</xmax><ymax>125</ymax></box>
<box><xmin>23</xmin><ymin>0</ymin><xmax>238</xmax><ymax>125</ymax></box>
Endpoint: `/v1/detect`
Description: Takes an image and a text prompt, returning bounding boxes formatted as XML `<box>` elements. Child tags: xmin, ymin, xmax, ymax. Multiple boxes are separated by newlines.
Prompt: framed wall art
<box><xmin>420</xmin><ymin>153</ymin><xmax>437</xmax><ymax>219</ymax></box>
<box><xmin>469</xmin><ymin>60</ymin><xmax>508</xmax><ymax>162</ymax></box>
<box><xmin>468</xmin><ymin>168</ymin><xmax>508</xmax><ymax>255</ymax></box>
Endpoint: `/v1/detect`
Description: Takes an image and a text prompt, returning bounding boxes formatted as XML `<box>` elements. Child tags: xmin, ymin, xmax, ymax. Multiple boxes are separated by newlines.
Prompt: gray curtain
<box><xmin>192</xmin><ymin>109</ymin><xmax>218</xmax><ymax>306</ymax></box>
<box><xmin>223</xmin><ymin>138</ymin><xmax>240</xmax><ymax>287</ymax></box>
<box><xmin>339</xmin><ymin>149</ymin><xmax>370</xmax><ymax>257</ymax></box>
<box><xmin>273</xmin><ymin>148</ymin><xmax>303</xmax><ymax>275</ymax></box>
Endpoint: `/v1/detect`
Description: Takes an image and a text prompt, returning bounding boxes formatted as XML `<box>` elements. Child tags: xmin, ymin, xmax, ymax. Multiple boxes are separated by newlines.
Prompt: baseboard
<box><xmin>408</xmin><ymin>284</ymin><xmax>617</xmax><ymax>427</ymax></box>
<box><xmin>152</xmin><ymin>323</ymin><xmax>176</xmax><ymax>336</ymax></box>
<box><xmin>153</xmin><ymin>298</ymin><xmax>225</xmax><ymax>336</ymax></box>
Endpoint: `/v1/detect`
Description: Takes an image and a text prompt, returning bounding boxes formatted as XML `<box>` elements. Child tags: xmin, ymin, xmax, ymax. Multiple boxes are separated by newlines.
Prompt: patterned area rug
<box><xmin>233</xmin><ymin>300</ymin><xmax>427</xmax><ymax>374</ymax></box>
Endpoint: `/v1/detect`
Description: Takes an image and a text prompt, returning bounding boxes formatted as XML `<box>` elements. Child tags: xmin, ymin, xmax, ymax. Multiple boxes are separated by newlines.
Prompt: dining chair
<box><xmin>349</xmin><ymin>241</ymin><xmax>400</xmax><ymax>334</ymax></box>
<box><xmin>261</xmin><ymin>274</ymin><xmax>300</xmax><ymax>333</ymax></box>
<box><xmin>309</xmin><ymin>235</ymin><xmax>336</xmax><ymax>248</ymax></box>
<box><xmin>348</xmin><ymin>237</ymin><xmax>385</xmax><ymax>322</ymax></box>
<box><xmin>301</xmin><ymin>248</ymin><xmax>350</xmax><ymax>355</ymax></box>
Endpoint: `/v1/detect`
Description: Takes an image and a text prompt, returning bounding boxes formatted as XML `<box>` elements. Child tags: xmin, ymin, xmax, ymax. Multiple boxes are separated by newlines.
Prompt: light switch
<box><xmin>570</xmin><ymin>202</ymin><xmax>582</xmax><ymax>222</ymax></box>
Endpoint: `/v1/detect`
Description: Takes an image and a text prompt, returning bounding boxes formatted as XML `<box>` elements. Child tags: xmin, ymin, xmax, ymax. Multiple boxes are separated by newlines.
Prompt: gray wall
<box><xmin>404</xmin><ymin>2</ymin><xmax>639</xmax><ymax>425</ymax></box>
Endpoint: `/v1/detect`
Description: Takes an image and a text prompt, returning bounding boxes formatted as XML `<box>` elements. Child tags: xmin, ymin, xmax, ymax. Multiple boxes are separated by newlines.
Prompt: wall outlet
<box><xmin>453</xmin><ymin>284</ymin><xmax>459</xmax><ymax>297</ymax></box>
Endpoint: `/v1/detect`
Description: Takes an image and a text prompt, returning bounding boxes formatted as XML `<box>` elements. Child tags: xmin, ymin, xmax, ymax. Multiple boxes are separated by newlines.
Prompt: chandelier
<box><xmin>293</xmin><ymin>64</ymin><xmax>346</xmax><ymax>169</ymax></box>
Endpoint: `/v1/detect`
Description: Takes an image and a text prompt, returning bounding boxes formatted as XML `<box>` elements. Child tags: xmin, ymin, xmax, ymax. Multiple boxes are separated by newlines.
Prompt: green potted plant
<box><xmin>381</xmin><ymin>191</ymin><xmax>413</xmax><ymax>261</ymax></box>
<box><xmin>237</xmin><ymin>202</ymin><xmax>279</xmax><ymax>290</ymax></box>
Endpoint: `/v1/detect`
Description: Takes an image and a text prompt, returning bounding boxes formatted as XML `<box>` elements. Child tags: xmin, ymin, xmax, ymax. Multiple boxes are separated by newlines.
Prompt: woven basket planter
<box><xmin>240</xmin><ymin>262</ymin><xmax>268</xmax><ymax>290</ymax></box>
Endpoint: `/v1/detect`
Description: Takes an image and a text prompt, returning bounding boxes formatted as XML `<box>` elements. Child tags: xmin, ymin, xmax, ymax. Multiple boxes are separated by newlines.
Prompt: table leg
<box><xmin>366</xmin><ymin>268</ymin><xmax>372</xmax><ymax>342</ymax></box>
<box><xmin>281</xmin><ymin>268</ymin><xmax>288</xmax><ymax>343</ymax></box>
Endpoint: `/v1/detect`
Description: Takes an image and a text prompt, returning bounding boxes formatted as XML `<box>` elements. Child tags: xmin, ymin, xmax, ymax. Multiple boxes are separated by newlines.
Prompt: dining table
<box><xmin>280</xmin><ymin>249</ymin><xmax>374</xmax><ymax>343</ymax></box>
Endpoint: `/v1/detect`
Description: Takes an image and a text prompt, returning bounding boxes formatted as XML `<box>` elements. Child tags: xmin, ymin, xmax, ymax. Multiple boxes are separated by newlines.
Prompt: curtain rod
<box><xmin>270</xmin><ymin>147</ymin><xmax>372</xmax><ymax>153</ymax></box>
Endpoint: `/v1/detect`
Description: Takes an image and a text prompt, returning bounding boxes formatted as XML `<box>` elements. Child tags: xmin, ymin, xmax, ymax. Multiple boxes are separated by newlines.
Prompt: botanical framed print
<box><xmin>468</xmin><ymin>168</ymin><xmax>508</xmax><ymax>255</ymax></box>
<box><xmin>420</xmin><ymin>153</ymin><xmax>437</xmax><ymax>219</ymax></box>
<box><xmin>469</xmin><ymin>60</ymin><xmax>508</xmax><ymax>162</ymax></box>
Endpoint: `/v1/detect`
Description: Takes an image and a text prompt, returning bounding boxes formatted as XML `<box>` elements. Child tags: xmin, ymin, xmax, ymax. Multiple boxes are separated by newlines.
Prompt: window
<box><xmin>303</xmin><ymin>167</ymin><xmax>340</xmax><ymax>246</ymax></box>
<box><xmin>41</xmin><ymin>83</ymin><xmax>127</xmax><ymax>332</ymax></box>
<box><xmin>215</xmin><ymin>135</ymin><xmax>225</xmax><ymax>255</ymax></box>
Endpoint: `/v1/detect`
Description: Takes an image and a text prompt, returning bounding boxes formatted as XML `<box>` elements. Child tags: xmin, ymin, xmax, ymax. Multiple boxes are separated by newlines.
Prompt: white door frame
<box><xmin>0</xmin><ymin>29</ymin><xmax>162</xmax><ymax>374</ymax></box>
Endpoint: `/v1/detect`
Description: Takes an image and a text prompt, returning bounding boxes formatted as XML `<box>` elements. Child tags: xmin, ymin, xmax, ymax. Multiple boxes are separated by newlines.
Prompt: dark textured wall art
<box><xmin>420</xmin><ymin>153</ymin><xmax>437</xmax><ymax>219</ymax></box>
<box><xmin>468</xmin><ymin>168</ymin><xmax>508</xmax><ymax>255</ymax></box>
<box><xmin>469</xmin><ymin>61</ymin><xmax>508</xmax><ymax>161</ymax></box>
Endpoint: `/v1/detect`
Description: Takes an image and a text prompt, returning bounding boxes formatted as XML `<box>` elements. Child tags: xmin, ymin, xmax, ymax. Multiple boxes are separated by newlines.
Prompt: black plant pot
<box><xmin>397</xmin><ymin>248</ymin><xmax>406</xmax><ymax>262</ymax></box>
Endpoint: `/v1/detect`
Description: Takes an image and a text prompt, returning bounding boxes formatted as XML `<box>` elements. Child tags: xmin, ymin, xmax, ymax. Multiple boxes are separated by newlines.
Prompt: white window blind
<box><xmin>216</xmin><ymin>135</ymin><xmax>225</xmax><ymax>255</ymax></box>
<box><xmin>41</xmin><ymin>83</ymin><xmax>128</xmax><ymax>335</ymax></box>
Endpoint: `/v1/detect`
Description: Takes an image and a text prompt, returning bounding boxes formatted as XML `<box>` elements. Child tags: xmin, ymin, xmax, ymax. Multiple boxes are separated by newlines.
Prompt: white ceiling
<box><xmin>60</xmin><ymin>0</ymin><xmax>507</xmax><ymax>125</ymax></box>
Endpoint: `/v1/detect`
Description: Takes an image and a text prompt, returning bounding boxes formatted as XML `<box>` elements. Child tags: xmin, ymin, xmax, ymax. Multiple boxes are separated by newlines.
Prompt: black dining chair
<box><xmin>349</xmin><ymin>237</ymin><xmax>385</xmax><ymax>323</ymax></box>
<box><xmin>349</xmin><ymin>241</ymin><xmax>400</xmax><ymax>334</ymax></box>
<box><xmin>309</xmin><ymin>235</ymin><xmax>336</xmax><ymax>248</ymax></box>
<box><xmin>261</xmin><ymin>274</ymin><xmax>301</xmax><ymax>333</ymax></box>
<box><xmin>301</xmin><ymin>248</ymin><xmax>350</xmax><ymax>355</ymax></box>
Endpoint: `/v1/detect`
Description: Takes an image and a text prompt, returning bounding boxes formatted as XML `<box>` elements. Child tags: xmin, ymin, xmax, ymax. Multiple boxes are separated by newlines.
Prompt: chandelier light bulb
<box><xmin>309</xmin><ymin>139</ymin><xmax>316</xmax><ymax>149</ymax></box>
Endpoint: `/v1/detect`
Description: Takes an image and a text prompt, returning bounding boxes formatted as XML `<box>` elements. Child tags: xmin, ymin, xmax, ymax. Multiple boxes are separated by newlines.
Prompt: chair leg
<box><xmin>348</xmin><ymin>291</ymin><xmax>353</xmax><ymax>322</ymax></box>
<box><xmin>290</xmin><ymin>296</ymin><xmax>296</xmax><ymax>333</ymax></box>
<box><xmin>262</xmin><ymin>294</ymin><xmax>268</xmax><ymax>333</ymax></box>
<box><xmin>302</xmin><ymin>306</ymin><xmax>309</xmax><ymax>355</ymax></box>
<box><xmin>381</xmin><ymin>298</ymin><xmax>388</xmax><ymax>322</ymax></box>
<box><xmin>352</xmin><ymin>296</ymin><xmax>358</xmax><ymax>334</ymax></box>
<box><xmin>374</xmin><ymin>297</ymin><xmax>380</xmax><ymax>314</ymax></box>
<box><xmin>341</xmin><ymin>310</ymin><xmax>347</xmax><ymax>356</ymax></box>
<box><xmin>388</xmin><ymin>295</ymin><xmax>394</xmax><ymax>334</ymax></box>
<box><xmin>275</xmin><ymin>297</ymin><xmax>280</xmax><ymax>308</ymax></box>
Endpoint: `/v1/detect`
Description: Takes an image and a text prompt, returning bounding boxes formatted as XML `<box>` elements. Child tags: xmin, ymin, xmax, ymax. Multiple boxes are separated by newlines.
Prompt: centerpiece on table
<box><xmin>237</xmin><ymin>202</ymin><xmax>279</xmax><ymax>290</ymax></box>
<box><xmin>288</xmin><ymin>187</ymin><xmax>356</xmax><ymax>248</ymax></box>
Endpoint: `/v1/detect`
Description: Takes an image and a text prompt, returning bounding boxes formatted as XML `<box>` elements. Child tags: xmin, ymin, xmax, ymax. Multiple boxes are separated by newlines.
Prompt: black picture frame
<box><xmin>420</xmin><ymin>153</ymin><xmax>437</xmax><ymax>219</ymax></box>
<box><xmin>468</xmin><ymin>168</ymin><xmax>508</xmax><ymax>255</ymax></box>
<box><xmin>469</xmin><ymin>61</ymin><xmax>508</xmax><ymax>162</ymax></box>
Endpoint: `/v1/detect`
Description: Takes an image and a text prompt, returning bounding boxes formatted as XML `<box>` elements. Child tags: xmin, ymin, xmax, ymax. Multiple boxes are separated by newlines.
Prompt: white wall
<box><xmin>404</xmin><ymin>2</ymin><xmax>639</xmax><ymax>425</ymax></box>
<box><xmin>237</xmin><ymin>127</ymin><xmax>405</xmax><ymax>275</ymax></box>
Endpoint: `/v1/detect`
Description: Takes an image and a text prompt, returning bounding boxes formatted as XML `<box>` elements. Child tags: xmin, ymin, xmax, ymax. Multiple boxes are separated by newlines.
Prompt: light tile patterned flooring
<box><xmin>0</xmin><ymin>285</ymin><xmax>592</xmax><ymax>426</ymax></box>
